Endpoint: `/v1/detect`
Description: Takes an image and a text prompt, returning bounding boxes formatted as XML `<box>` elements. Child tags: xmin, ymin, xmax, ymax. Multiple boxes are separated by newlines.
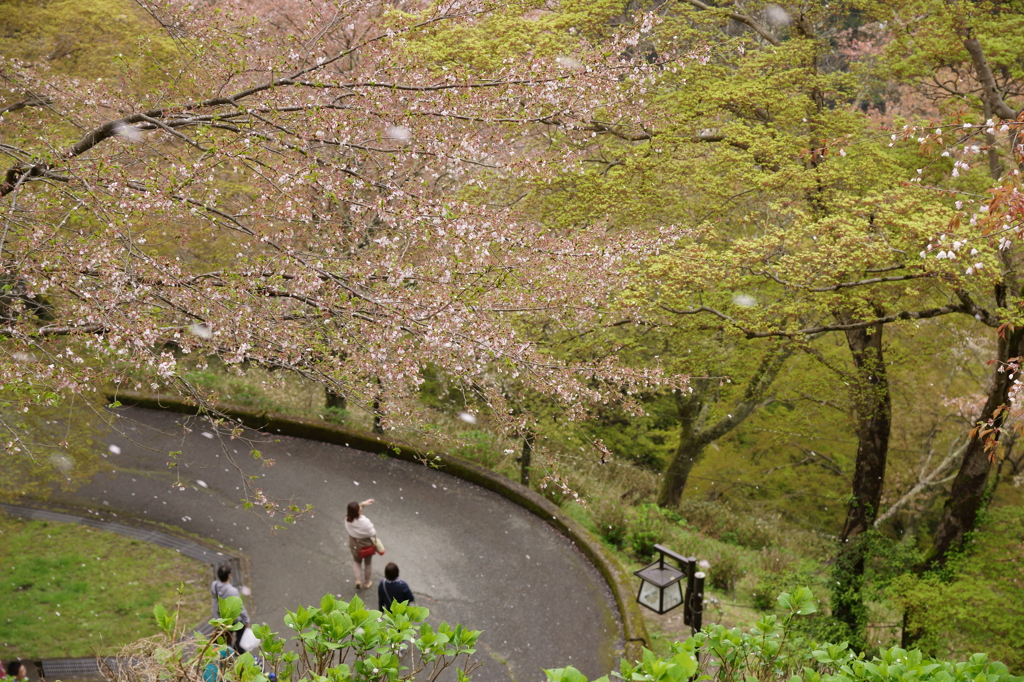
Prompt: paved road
<box><xmin>49</xmin><ymin>407</ymin><xmax>621</xmax><ymax>682</ymax></box>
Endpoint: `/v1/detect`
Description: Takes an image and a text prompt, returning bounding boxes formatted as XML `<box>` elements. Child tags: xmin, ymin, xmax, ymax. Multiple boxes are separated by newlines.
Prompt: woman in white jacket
<box><xmin>346</xmin><ymin>498</ymin><xmax>380</xmax><ymax>589</ymax></box>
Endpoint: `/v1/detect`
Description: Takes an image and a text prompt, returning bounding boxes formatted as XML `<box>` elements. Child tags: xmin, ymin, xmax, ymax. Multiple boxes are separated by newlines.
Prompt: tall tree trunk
<box><xmin>657</xmin><ymin>438</ymin><xmax>708</xmax><ymax>507</ymax></box>
<box><xmin>372</xmin><ymin>378</ymin><xmax>384</xmax><ymax>434</ymax></box>
<box><xmin>657</xmin><ymin>387</ymin><xmax>706</xmax><ymax>508</ymax></box>
<box><xmin>656</xmin><ymin>345</ymin><xmax>792</xmax><ymax>509</ymax></box>
<box><xmin>926</xmin><ymin>34</ymin><xmax>1022</xmax><ymax>566</ymax></box>
<box><xmin>840</xmin><ymin>321</ymin><xmax>892</xmax><ymax>541</ymax></box>
<box><xmin>929</xmin><ymin>324</ymin><xmax>1024</xmax><ymax>566</ymax></box>
<box><xmin>519</xmin><ymin>430</ymin><xmax>534</xmax><ymax>486</ymax></box>
<box><xmin>832</xmin><ymin>321</ymin><xmax>891</xmax><ymax>650</ymax></box>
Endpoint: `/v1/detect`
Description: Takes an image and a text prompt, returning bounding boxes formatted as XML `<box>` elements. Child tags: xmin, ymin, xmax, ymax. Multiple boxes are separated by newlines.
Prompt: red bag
<box><xmin>358</xmin><ymin>543</ymin><xmax>375</xmax><ymax>559</ymax></box>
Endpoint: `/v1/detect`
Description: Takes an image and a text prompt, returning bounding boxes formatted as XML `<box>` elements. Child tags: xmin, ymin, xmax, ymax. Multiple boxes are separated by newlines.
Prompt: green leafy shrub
<box><xmin>626</xmin><ymin>504</ymin><xmax>666</xmax><ymax>558</ymax></box>
<box><xmin>139</xmin><ymin>588</ymin><xmax>1023</xmax><ymax>682</ymax></box>
<box><xmin>551</xmin><ymin>588</ymin><xmax>1023</xmax><ymax>682</ymax></box>
<box><xmin>886</xmin><ymin>507</ymin><xmax>1024</xmax><ymax>671</ymax></box>
<box><xmin>139</xmin><ymin>594</ymin><xmax>481</xmax><ymax>682</ymax></box>
<box><xmin>708</xmin><ymin>548</ymin><xmax>745</xmax><ymax>592</ymax></box>
<box><xmin>751</xmin><ymin>572</ymin><xmax>784</xmax><ymax>612</ymax></box>
<box><xmin>590</xmin><ymin>498</ymin><xmax>630</xmax><ymax>548</ymax></box>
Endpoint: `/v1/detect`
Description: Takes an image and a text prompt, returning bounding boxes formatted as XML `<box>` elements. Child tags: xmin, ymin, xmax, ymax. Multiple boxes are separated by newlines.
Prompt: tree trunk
<box><xmin>325</xmin><ymin>388</ymin><xmax>346</xmax><ymax>411</ymax></box>
<box><xmin>657</xmin><ymin>437</ymin><xmax>707</xmax><ymax>508</ymax></box>
<box><xmin>656</xmin><ymin>383</ymin><xmax>708</xmax><ymax>508</ymax></box>
<box><xmin>840</xmin><ymin>321</ymin><xmax>892</xmax><ymax>542</ymax></box>
<box><xmin>520</xmin><ymin>431</ymin><xmax>534</xmax><ymax>486</ymax></box>
<box><xmin>656</xmin><ymin>345</ymin><xmax>792</xmax><ymax>509</ymax></box>
<box><xmin>832</xmin><ymin>321</ymin><xmax>891</xmax><ymax>650</ymax></box>
<box><xmin>925</xmin><ymin>33</ymin><xmax>1024</xmax><ymax>568</ymax></box>
<box><xmin>372</xmin><ymin>397</ymin><xmax>384</xmax><ymax>434</ymax></box>
<box><xmin>372</xmin><ymin>378</ymin><xmax>384</xmax><ymax>434</ymax></box>
<box><xmin>929</xmin><ymin>325</ymin><xmax>1024</xmax><ymax>566</ymax></box>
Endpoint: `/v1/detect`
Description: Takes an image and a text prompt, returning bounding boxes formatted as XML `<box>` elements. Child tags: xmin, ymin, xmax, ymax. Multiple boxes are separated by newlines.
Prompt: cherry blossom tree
<box><xmin>0</xmin><ymin>0</ymin><xmax>689</xmax><ymax>510</ymax></box>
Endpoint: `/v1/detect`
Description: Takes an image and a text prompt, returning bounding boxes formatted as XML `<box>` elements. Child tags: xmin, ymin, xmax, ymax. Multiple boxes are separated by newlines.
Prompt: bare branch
<box><xmin>0</xmin><ymin>95</ymin><xmax>54</xmax><ymax>116</ymax></box>
<box><xmin>659</xmin><ymin>302</ymin><xmax>979</xmax><ymax>337</ymax></box>
<box><xmin>0</xmin><ymin>322</ymin><xmax>107</xmax><ymax>338</ymax></box>
<box><xmin>750</xmin><ymin>268</ymin><xmax>935</xmax><ymax>292</ymax></box>
<box><xmin>680</xmin><ymin>0</ymin><xmax>781</xmax><ymax>47</ymax></box>
<box><xmin>874</xmin><ymin>436</ymin><xmax>969</xmax><ymax>528</ymax></box>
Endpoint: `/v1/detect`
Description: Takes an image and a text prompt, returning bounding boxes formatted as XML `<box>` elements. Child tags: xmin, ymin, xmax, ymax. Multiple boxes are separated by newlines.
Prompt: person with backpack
<box><xmin>210</xmin><ymin>563</ymin><xmax>250</xmax><ymax>654</ymax></box>
<box><xmin>378</xmin><ymin>562</ymin><xmax>415</xmax><ymax>612</ymax></box>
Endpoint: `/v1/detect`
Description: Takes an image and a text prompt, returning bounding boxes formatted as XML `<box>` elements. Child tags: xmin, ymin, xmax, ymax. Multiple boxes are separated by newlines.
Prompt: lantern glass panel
<box><xmin>662</xmin><ymin>581</ymin><xmax>683</xmax><ymax>612</ymax></box>
<box><xmin>638</xmin><ymin>580</ymin><xmax>662</xmax><ymax>612</ymax></box>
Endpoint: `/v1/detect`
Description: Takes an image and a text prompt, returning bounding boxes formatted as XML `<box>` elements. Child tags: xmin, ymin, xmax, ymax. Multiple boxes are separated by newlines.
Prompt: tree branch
<box><xmin>962</xmin><ymin>37</ymin><xmax>1019</xmax><ymax>120</ymax></box>
<box><xmin>874</xmin><ymin>436</ymin><xmax>968</xmax><ymax>528</ymax></box>
<box><xmin>750</xmin><ymin>268</ymin><xmax>934</xmax><ymax>292</ymax></box>
<box><xmin>660</xmin><ymin>302</ymin><xmax>982</xmax><ymax>337</ymax></box>
<box><xmin>698</xmin><ymin>342</ymin><xmax>793</xmax><ymax>444</ymax></box>
<box><xmin>0</xmin><ymin>322</ymin><xmax>107</xmax><ymax>338</ymax></box>
<box><xmin>954</xmin><ymin>288</ymin><xmax>1001</xmax><ymax>327</ymax></box>
<box><xmin>0</xmin><ymin>95</ymin><xmax>54</xmax><ymax>116</ymax></box>
<box><xmin>680</xmin><ymin>0</ymin><xmax>781</xmax><ymax>47</ymax></box>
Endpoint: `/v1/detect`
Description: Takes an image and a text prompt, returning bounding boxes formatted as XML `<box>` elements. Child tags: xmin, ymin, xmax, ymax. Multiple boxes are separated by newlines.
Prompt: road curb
<box><xmin>107</xmin><ymin>390</ymin><xmax>650</xmax><ymax>661</ymax></box>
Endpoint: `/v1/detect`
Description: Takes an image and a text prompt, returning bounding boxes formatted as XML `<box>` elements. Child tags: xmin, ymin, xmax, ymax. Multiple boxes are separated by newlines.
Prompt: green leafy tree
<box><xmin>863</xmin><ymin>0</ymin><xmax>1024</xmax><ymax>569</ymax></box>
<box><xmin>503</xmin><ymin>0</ymin><xmax>1024</xmax><ymax>647</ymax></box>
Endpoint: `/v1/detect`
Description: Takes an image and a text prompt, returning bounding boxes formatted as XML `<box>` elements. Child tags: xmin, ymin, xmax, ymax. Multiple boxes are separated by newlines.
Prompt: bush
<box><xmin>137</xmin><ymin>594</ymin><xmax>480</xmax><ymax>682</ymax></box>
<box><xmin>886</xmin><ymin>507</ymin><xmax>1024</xmax><ymax>672</ymax></box>
<box><xmin>134</xmin><ymin>588</ymin><xmax>1022</xmax><ymax>682</ymax></box>
<box><xmin>590</xmin><ymin>499</ymin><xmax>630</xmax><ymax>548</ymax></box>
<box><xmin>708</xmin><ymin>548</ymin><xmax>745</xmax><ymax>592</ymax></box>
<box><xmin>751</xmin><ymin>573</ymin><xmax>783</xmax><ymax>611</ymax></box>
<box><xmin>627</xmin><ymin>504</ymin><xmax>666</xmax><ymax>558</ymax></box>
<box><xmin>608</xmin><ymin>588</ymin><xmax>1022</xmax><ymax>682</ymax></box>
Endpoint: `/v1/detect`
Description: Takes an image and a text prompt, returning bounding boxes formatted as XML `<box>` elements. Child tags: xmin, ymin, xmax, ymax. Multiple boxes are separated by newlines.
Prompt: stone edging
<box><xmin>108</xmin><ymin>390</ymin><xmax>650</xmax><ymax>661</ymax></box>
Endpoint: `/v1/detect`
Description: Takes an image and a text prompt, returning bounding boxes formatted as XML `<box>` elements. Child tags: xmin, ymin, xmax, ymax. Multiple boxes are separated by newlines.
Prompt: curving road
<box><xmin>49</xmin><ymin>407</ymin><xmax>621</xmax><ymax>682</ymax></box>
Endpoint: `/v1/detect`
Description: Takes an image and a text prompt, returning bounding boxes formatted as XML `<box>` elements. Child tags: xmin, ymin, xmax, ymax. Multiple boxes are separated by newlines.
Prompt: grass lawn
<box><xmin>0</xmin><ymin>514</ymin><xmax>209</xmax><ymax>658</ymax></box>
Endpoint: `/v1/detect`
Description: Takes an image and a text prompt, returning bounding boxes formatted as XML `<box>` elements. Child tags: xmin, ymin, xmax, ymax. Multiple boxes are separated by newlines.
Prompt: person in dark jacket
<box><xmin>210</xmin><ymin>563</ymin><xmax>251</xmax><ymax>654</ymax></box>
<box><xmin>378</xmin><ymin>562</ymin><xmax>415</xmax><ymax>612</ymax></box>
<box><xmin>5</xmin><ymin>661</ymin><xmax>27</xmax><ymax>682</ymax></box>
